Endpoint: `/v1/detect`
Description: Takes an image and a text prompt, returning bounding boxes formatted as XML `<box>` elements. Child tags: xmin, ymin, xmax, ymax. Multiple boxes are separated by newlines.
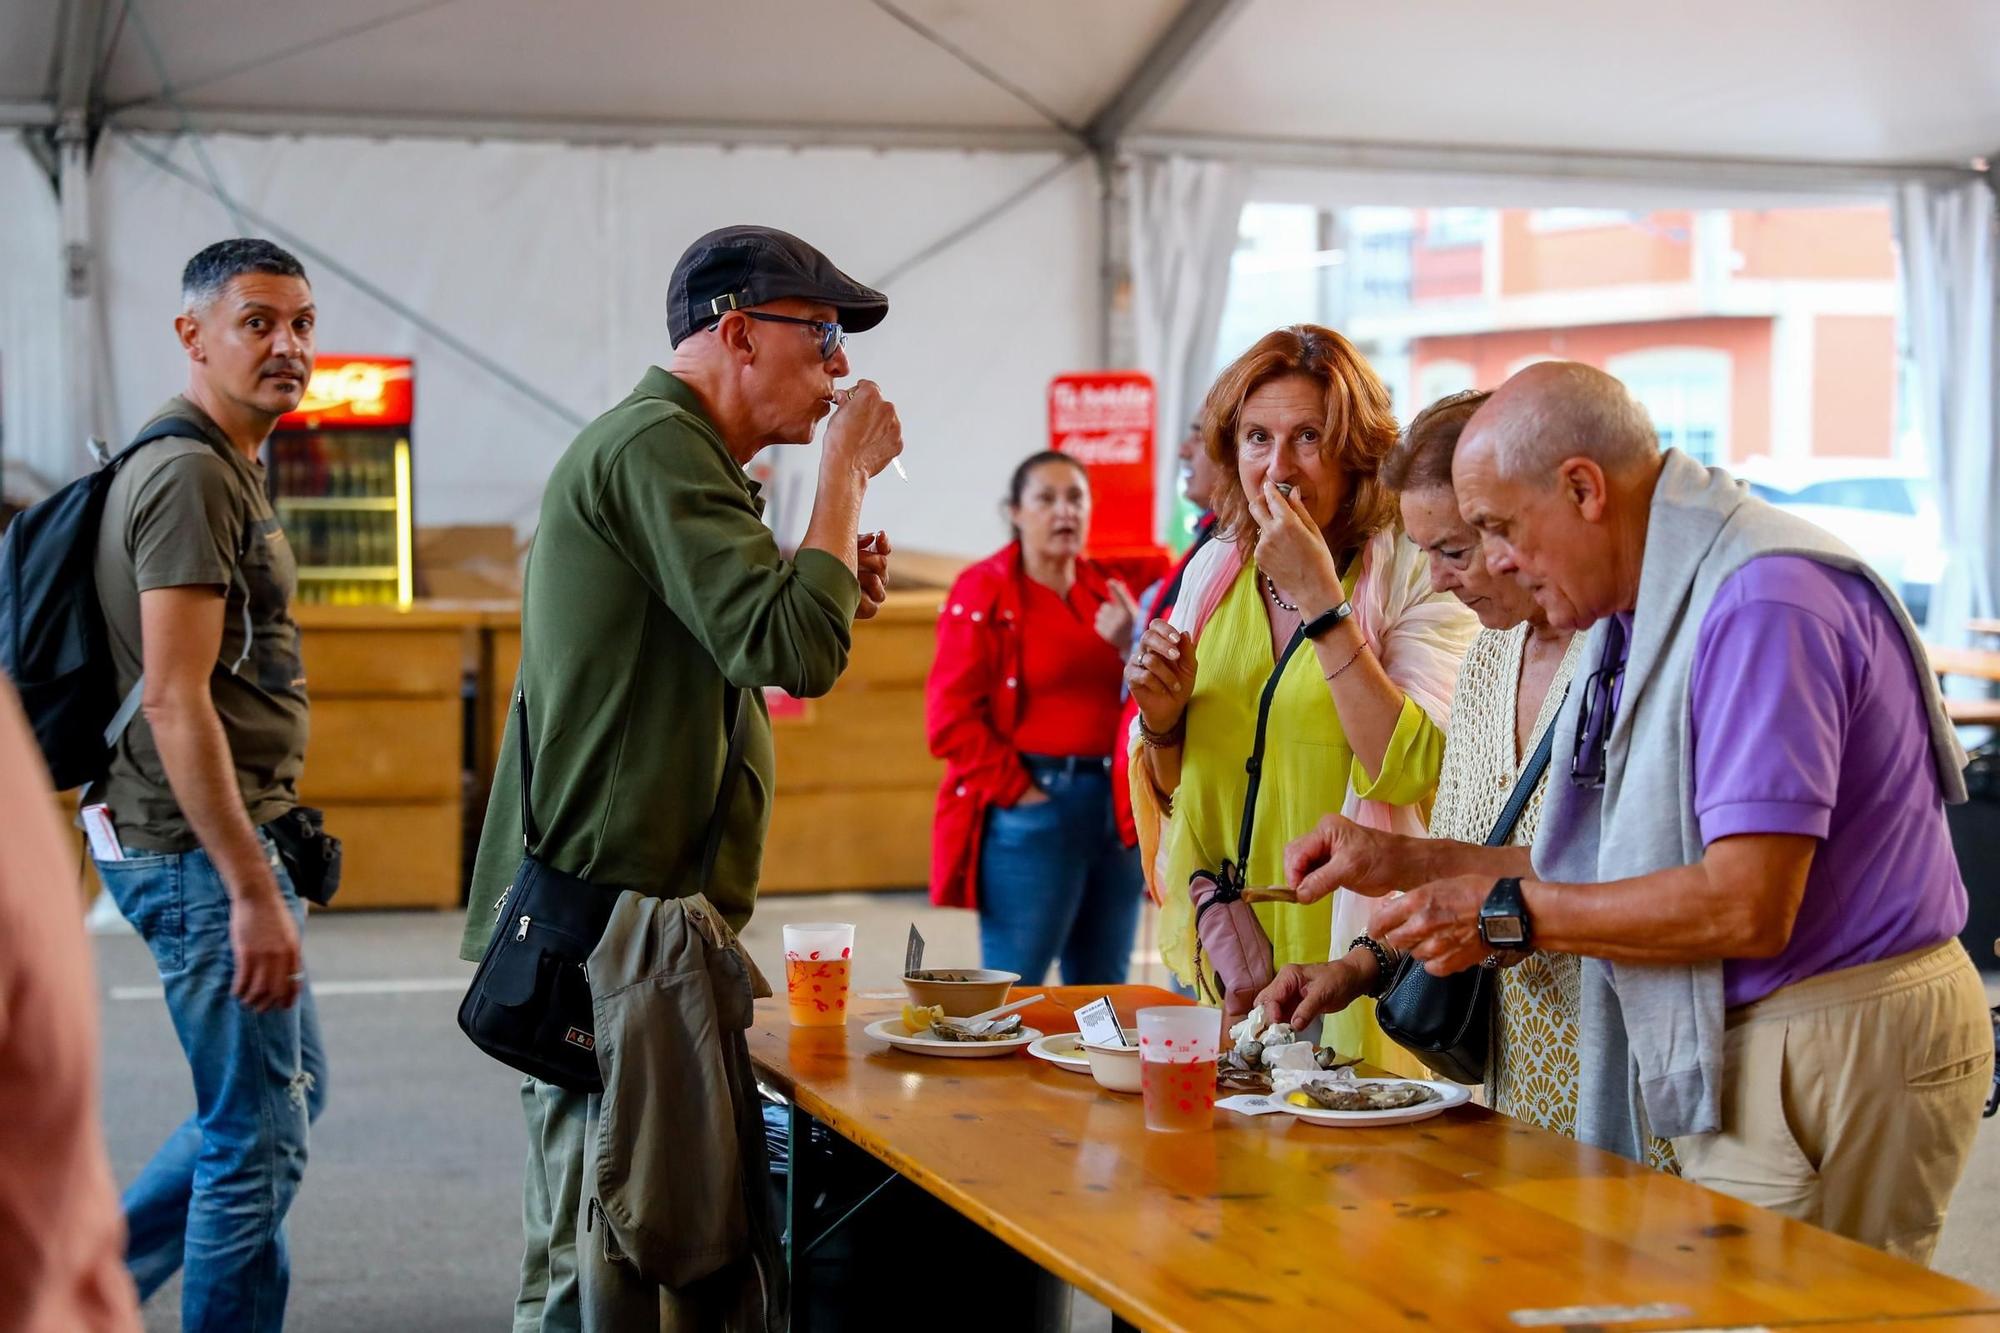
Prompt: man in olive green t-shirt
<box><xmin>463</xmin><ymin>226</ymin><xmax>903</xmax><ymax>1333</ymax></box>
<box><xmin>87</xmin><ymin>238</ymin><xmax>326</xmax><ymax>1333</ymax></box>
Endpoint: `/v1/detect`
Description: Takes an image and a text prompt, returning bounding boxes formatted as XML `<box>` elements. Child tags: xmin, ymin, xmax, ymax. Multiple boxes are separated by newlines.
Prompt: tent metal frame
<box><xmin>18</xmin><ymin>0</ymin><xmax>1996</xmax><ymax>467</ymax></box>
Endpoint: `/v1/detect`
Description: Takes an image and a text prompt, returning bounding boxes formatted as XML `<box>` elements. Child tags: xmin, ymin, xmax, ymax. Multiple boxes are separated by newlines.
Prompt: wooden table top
<box><xmin>1927</xmin><ymin>643</ymin><xmax>2000</xmax><ymax>683</ymax></box>
<box><xmin>1945</xmin><ymin>698</ymin><xmax>2000</xmax><ymax>726</ymax></box>
<box><xmin>749</xmin><ymin>985</ymin><xmax>1998</xmax><ymax>1333</ymax></box>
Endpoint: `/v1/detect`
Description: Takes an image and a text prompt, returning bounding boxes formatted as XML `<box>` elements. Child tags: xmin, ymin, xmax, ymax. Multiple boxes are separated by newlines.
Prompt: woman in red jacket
<box><xmin>926</xmin><ymin>452</ymin><xmax>1144</xmax><ymax>983</ymax></box>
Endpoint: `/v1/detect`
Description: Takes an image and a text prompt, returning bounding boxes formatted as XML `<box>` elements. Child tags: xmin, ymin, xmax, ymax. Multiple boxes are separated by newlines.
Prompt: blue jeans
<box><xmin>977</xmin><ymin>757</ymin><xmax>1143</xmax><ymax>986</ymax></box>
<box><xmin>97</xmin><ymin>836</ymin><xmax>328</xmax><ymax>1333</ymax></box>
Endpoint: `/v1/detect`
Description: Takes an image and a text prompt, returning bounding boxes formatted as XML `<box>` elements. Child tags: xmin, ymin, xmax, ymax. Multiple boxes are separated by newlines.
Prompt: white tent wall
<box><xmin>81</xmin><ymin>130</ymin><xmax>1099</xmax><ymax>557</ymax></box>
<box><xmin>1895</xmin><ymin>180</ymin><xmax>2000</xmax><ymax>650</ymax></box>
<box><xmin>0</xmin><ymin>134</ymin><xmax>67</xmax><ymax>500</ymax></box>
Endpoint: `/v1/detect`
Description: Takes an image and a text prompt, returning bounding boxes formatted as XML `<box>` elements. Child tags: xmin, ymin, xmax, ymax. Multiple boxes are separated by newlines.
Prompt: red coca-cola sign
<box><xmin>278</xmin><ymin>356</ymin><xmax>414</xmax><ymax>429</ymax></box>
<box><xmin>1049</xmin><ymin>371</ymin><xmax>1158</xmax><ymax>559</ymax></box>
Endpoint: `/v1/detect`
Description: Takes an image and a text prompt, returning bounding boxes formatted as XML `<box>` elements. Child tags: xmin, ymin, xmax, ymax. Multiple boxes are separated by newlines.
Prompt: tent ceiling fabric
<box><xmin>10</xmin><ymin>1</ymin><xmax>1996</xmax><ymax>167</ymax></box>
<box><xmin>67</xmin><ymin>0</ymin><xmax>1182</xmax><ymax>134</ymax></box>
<box><xmin>1146</xmin><ymin>0</ymin><xmax>2000</xmax><ymax>167</ymax></box>
<box><xmin>2</xmin><ymin>0</ymin><xmax>62</xmax><ymax>108</ymax></box>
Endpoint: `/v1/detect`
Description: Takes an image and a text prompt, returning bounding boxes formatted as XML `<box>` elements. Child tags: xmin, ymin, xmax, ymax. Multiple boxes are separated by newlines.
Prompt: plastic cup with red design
<box><xmin>1136</xmin><ymin>1005</ymin><xmax>1221</xmax><ymax>1132</ymax></box>
<box><xmin>783</xmin><ymin>923</ymin><xmax>855</xmax><ymax>1027</ymax></box>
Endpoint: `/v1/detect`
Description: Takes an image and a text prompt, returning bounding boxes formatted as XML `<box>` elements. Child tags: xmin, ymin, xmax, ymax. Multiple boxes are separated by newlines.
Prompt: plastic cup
<box><xmin>783</xmin><ymin>923</ymin><xmax>855</xmax><ymax>1027</ymax></box>
<box><xmin>1137</xmin><ymin>1006</ymin><xmax>1221</xmax><ymax>1132</ymax></box>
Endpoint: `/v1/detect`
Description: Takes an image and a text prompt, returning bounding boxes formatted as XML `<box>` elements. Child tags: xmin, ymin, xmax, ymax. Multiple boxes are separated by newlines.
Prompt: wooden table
<box><xmin>1967</xmin><ymin>618</ymin><xmax>2000</xmax><ymax>639</ymax></box>
<box><xmin>1927</xmin><ymin>644</ymin><xmax>2000</xmax><ymax>684</ymax></box>
<box><xmin>750</xmin><ymin>986</ymin><xmax>1999</xmax><ymax>1333</ymax></box>
<box><xmin>1945</xmin><ymin>698</ymin><xmax>2000</xmax><ymax>727</ymax></box>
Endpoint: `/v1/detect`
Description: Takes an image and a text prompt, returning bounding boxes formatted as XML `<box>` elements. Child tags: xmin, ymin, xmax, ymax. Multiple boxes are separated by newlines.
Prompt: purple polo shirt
<box><xmin>1677</xmin><ymin>556</ymin><xmax>1967</xmax><ymax>1007</ymax></box>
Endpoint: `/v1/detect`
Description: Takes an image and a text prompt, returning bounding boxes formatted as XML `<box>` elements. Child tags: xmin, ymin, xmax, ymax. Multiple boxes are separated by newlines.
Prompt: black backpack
<box><xmin>0</xmin><ymin>416</ymin><xmax>205</xmax><ymax>789</ymax></box>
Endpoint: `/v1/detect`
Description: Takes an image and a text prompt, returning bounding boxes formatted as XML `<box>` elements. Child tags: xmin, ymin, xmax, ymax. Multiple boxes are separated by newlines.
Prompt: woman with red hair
<box><xmin>1128</xmin><ymin>326</ymin><xmax>1476</xmax><ymax>1066</ymax></box>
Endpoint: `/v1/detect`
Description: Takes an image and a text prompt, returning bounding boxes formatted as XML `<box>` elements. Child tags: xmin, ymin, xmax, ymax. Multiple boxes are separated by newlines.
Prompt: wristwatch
<box><xmin>1301</xmin><ymin>600</ymin><xmax>1354</xmax><ymax>641</ymax></box>
<box><xmin>1478</xmin><ymin>877</ymin><xmax>1532</xmax><ymax>950</ymax></box>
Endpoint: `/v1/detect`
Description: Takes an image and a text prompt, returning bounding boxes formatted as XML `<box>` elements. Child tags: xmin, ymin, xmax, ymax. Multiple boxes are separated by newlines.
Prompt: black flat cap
<box><xmin>668</xmin><ymin>225</ymin><xmax>888</xmax><ymax>347</ymax></box>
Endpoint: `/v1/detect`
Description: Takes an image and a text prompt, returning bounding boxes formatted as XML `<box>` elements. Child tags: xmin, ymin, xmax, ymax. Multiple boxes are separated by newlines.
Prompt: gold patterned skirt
<box><xmin>1489</xmin><ymin>951</ymin><xmax>1679</xmax><ymax>1174</ymax></box>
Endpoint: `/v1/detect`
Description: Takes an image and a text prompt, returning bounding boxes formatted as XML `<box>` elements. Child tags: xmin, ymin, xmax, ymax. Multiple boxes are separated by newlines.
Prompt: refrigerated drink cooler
<box><xmin>267</xmin><ymin>356</ymin><xmax>415</xmax><ymax>608</ymax></box>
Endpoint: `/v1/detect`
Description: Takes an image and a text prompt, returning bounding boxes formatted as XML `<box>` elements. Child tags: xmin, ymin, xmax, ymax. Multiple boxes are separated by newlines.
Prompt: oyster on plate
<box><xmin>1287</xmin><ymin>1079</ymin><xmax>1439</xmax><ymax>1113</ymax></box>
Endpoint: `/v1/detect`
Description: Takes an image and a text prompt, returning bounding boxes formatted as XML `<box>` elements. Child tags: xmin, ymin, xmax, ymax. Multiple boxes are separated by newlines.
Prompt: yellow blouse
<box><xmin>1160</xmin><ymin>561</ymin><xmax>1447</xmax><ymax>1067</ymax></box>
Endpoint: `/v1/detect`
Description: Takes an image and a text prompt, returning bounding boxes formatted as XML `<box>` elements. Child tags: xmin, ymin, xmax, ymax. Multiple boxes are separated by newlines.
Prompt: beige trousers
<box><xmin>1674</xmin><ymin>939</ymin><xmax>1993</xmax><ymax>1264</ymax></box>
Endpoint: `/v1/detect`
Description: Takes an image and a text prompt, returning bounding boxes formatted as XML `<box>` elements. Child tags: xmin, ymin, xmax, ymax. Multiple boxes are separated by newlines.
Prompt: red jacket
<box><xmin>925</xmin><ymin>544</ymin><xmax>1113</xmax><ymax>909</ymax></box>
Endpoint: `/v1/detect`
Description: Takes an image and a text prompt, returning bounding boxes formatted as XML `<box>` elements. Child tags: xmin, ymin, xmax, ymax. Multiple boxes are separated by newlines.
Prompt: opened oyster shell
<box><xmin>926</xmin><ymin>1013</ymin><xmax>1024</xmax><ymax>1042</ymax></box>
<box><xmin>1274</xmin><ymin>1067</ymin><xmax>1439</xmax><ymax>1113</ymax></box>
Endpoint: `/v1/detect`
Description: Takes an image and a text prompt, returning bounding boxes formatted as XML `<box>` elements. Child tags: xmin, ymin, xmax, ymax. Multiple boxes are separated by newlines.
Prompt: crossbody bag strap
<box><xmin>1482</xmin><ymin>683</ymin><xmax>1567</xmax><ymax>848</ymax></box>
<box><xmin>1227</xmin><ymin>622</ymin><xmax>1313</xmax><ymax>883</ymax></box>
<box><xmin>517</xmin><ymin>675</ymin><xmax>750</xmax><ymax>886</ymax></box>
<box><xmin>516</xmin><ymin>686</ymin><xmax>539</xmax><ymax>854</ymax></box>
<box><xmin>697</xmin><ymin>688</ymin><xmax>749</xmax><ymax>890</ymax></box>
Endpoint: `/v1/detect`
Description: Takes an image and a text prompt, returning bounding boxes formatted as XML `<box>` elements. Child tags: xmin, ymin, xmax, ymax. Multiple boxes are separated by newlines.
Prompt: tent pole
<box><xmin>52</xmin><ymin>0</ymin><xmax>112</xmax><ymax>477</ymax></box>
<box><xmin>1096</xmin><ymin>150</ymin><xmax>1134</xmax><ymax>371</ymax></box>
<box><xmin>56</xmin><ymin>124</ymin><xmax>103</xmax><ymax>477</ymax></box>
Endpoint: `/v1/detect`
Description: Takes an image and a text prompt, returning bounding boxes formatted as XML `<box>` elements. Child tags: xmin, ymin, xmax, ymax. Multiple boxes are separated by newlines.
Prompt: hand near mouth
<box><xmin>1251</xmin><ymin>475</ymin><xmax>1342</xmax><ymax>617</ymax></box>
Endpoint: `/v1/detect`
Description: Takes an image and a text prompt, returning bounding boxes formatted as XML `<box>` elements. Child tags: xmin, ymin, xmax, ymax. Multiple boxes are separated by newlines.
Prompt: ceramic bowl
<box><xmin>1080</xmin><ymin>1031</ymin><xmax>1144</xmax><ymax>1094</ymax></box>
<box><xmin>900</xmin><ymin>969</ymin><xmax>1020</xmax><ymax>1018</ymax></box>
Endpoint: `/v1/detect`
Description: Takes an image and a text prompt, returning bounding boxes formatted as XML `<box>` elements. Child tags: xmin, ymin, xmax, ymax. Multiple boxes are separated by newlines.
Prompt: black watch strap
<box><xmin>1478</xmin><ymin>876</ymin><xmax>1531</xmax><ymax>949</ymax></box>
<box><xmin>1301</xmin><ymin>600</ymin><xmax>1353</xmax><ymax>641</ymax></box>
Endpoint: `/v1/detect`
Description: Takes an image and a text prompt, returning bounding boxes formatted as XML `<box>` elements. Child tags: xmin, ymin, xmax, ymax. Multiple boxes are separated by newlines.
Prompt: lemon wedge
<box><xmin>902</xmin><ymin>1003</ymin><xmax>944</xmax><ymax>1035</ymax></box>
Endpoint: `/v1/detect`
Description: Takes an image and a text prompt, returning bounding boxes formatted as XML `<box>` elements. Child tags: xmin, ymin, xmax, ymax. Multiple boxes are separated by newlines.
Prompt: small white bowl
<box><xmin>1080</xmin><ymin>1030</ymin><xmax>1143</xmax><ymax>1094</ymax></box>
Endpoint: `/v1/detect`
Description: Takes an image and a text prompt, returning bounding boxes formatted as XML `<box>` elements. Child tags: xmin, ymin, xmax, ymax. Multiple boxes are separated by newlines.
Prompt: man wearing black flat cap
<box><xmin>461</xmin><ymin>225</ymin><xmax>902</xmax><ymax>1332</ymax></box>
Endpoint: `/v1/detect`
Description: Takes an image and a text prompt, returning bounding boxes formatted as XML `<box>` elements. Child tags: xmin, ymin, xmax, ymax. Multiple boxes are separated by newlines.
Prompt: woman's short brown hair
<box><xmin>1380</xmin><ymin>389</ymin><xmax>1493</xmax><ymax>495</ymax></box>
<box><xmin>1201</xmin><ymin>325</ymin><xmax>1402</xmax><ymax>557</ymax></box>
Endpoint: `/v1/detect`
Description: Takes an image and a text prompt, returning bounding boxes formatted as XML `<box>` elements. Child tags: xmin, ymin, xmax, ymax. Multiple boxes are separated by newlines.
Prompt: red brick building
<box><xmin>1374</xmin><ymin>206</ymin><xmax>1900</xmax><ymax>465</ymax></box>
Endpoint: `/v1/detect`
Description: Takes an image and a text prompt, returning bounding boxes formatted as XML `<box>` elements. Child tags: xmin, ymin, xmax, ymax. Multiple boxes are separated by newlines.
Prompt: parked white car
<box><xmin>1734</xmin><ymin>457</ymin><xmax>1945</xmax><ymax>625</ymax></box>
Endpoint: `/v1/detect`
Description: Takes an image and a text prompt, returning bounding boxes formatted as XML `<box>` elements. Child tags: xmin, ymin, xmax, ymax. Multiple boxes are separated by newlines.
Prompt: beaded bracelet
<box><xmin>1346</xmin><ymin>934</ymin><xmax>1401</xmax><ymax>998</ymax></box>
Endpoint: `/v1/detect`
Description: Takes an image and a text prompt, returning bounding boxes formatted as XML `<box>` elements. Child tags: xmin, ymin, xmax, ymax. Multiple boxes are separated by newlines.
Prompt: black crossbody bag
<box><xmin>457</xmin><ymin>686</ymin><xmax>747</xmax><ymax>1092</ymax></box>
<box><xmin>1374</xmin><ymin>687</ymin><xmax>1565</xmax><ymax>1085</ymax></box>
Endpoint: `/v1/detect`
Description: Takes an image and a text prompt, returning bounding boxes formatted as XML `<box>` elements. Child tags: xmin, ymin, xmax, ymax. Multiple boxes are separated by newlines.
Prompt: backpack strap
<box><xmin>101</xmin><ymin>416</ymin><xmax>256</xmax><ymax>750</ymax></box>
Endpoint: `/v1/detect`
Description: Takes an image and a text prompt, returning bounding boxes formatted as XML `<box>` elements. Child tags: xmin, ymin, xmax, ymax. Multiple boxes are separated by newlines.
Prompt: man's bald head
<box><xmin>1450</xmin><ymin>361</ymin><xmax>1665</xmax><ymax>632</ymax></box>
<box><xmin>1466</xmin><ymin>361</ymin><xmax>1660</xmax><ymax>487</ymax></box>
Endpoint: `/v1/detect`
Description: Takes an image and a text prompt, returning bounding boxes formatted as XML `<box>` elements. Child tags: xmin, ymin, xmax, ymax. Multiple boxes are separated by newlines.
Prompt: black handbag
<box><xmin>1374</xmin><ymin>689</ymin><xmax>1564</xmax><ymax>1085</ymax></box>
<box><xmin>456</xmin><ymin>685</ymin><xmax>747</xmax><ymax>1092</ymax></box>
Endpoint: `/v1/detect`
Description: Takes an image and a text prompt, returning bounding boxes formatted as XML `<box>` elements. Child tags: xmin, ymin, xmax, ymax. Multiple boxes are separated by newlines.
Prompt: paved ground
<box><xmin>94</xmin><ymin>898</ymin><xmax>1998</xmax><ymax>1332</ymax></box>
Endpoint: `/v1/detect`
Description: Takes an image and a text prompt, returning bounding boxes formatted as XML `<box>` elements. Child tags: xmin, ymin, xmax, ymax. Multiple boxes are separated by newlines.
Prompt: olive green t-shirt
<box><xmin>459</xmin><ymin>368</ymin><xmax>860</xmax><ymax>960</ymax></box>
<box><xmin>89</xmin><ymin>397</ymin><xmax>309</xmax><ymax>851</ymax></box>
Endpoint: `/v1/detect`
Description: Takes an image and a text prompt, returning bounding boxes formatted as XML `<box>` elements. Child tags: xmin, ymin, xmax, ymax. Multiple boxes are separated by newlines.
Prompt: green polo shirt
<box><xmin>459</xmin><ymin>368</ymin><xmax>859</xmax><ymax>960</ymax></box>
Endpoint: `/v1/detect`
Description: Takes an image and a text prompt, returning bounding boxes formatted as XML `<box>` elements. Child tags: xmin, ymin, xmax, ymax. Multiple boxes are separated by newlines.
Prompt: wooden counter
<box><xmin>294</xmin><ymin>602</ymin><xmax>495</xmax><ymax>909</ymax></box>
<box><xmin>762</xmin><ymin>590</ymin><xmax>941</xmax><ymax>893</ymax></box>
<box><xmin>467</xmin><ymin>591</ymin><xmax>943</xmax><ymax>895</ymax></box>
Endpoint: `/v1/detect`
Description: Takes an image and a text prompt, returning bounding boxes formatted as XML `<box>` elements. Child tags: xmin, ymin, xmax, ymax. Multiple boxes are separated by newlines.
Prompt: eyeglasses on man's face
<box><xmin>728</xmin><ymin>311</ymin><xmax>845</xmax><ymax>361</ymax></box>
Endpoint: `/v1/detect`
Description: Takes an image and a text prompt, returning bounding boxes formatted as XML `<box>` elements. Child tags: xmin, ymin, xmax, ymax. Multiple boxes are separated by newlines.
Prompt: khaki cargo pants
<box><xmin>1674</xmin><ymin>940</ymin><xmax>1993</xmax><ymax>1264</ymax></box>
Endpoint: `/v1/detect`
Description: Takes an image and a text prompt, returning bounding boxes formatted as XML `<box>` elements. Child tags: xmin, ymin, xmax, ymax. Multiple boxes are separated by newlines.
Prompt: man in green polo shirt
<box><xmin>460</xmin><ymin>225</ymin><xmax>902</xmax><ymax>1333</ymax></box>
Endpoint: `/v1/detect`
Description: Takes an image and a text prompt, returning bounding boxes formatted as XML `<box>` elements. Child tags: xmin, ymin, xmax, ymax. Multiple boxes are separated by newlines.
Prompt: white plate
<box><xmin>863</xmin><ymin>1017</ymin><xmax>1043</xmax><ymax>1059</ymax></box>
<box><xmin>1276</xmin><ymin>1078</ymin><xmax>1472</xmax><ymax>1128</ymax></box>
<box><xmin>1025</xmin><ymin>1033</ymin><xmax>1093</xmax><ymax>1074</ymax></box>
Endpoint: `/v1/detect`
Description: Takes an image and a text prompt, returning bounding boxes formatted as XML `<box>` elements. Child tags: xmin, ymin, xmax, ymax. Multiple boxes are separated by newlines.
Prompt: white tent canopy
<box><xmin>8</xmin><ymin>1</ymin><xmax>1997</xmax><ymax>167</ymax></box>
<box><xmin>3</xmin><ymin>1</ymin><xmax>1994</xmax><ymax>596</ymax></box>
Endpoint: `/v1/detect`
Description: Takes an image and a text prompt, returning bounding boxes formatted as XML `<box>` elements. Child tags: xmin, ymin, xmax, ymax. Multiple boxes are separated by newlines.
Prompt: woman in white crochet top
<box><xmin>1253</xmin><ymin>391</ymin><xmax>1673</xmax><ymax>1166</ymax></box>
